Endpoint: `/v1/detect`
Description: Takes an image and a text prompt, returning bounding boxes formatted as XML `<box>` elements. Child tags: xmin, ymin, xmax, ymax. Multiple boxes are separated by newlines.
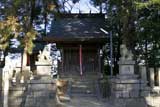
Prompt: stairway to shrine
<box><xmin>60</xmin><ymin>72</ymin><xmax>101</xmax><ymax>98</ymax></box>
<box><xmin>70</xmin><ymin>79</ymin><xmax>98</xmax><ymax>97</ymax></box>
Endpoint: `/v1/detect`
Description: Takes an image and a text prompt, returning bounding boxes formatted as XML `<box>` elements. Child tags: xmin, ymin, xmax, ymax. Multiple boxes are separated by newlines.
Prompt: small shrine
<box><xmin>43</xmin><ymin>13</ymin><xmax>107</xmax><ymax>78</ymax></box>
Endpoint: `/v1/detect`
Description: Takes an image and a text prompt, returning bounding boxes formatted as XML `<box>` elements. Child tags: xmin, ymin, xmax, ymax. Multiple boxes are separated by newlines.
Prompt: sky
<box><xmin>64</xmin><ymin>0</ymin><xmax>99</xmax><ymax>13</ymax></box>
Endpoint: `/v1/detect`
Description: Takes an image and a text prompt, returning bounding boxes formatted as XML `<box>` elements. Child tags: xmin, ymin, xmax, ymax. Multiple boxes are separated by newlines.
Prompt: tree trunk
<box><xmin>20</xmin><ymin>52</ymin><xmax>27</xmax><ymax>83</ymax></box>
<box><xmin>100</xmin><ymin>4</ymin><xmax>102</xmax><ymax>13</ymax></box>
<box><xmin>44</xmin><ymin>12</ymin><xmax>47</xmax><ymax>36</ymax></box>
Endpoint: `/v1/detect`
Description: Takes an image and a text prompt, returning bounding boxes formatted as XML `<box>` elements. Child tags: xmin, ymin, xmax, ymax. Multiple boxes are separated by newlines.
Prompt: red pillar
<box><xmin>79</xmin><ymin>45</ymin><xmax>83</xmax><ymax>76</ymax></box>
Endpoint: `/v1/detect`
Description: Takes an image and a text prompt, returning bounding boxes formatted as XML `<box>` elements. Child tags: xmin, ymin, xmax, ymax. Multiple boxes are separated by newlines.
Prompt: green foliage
<box><xmin>107</xmin><ymin>0</ymin><xmax>137</xmax><ymax>49</ymax></box>
<box><xmin>135</xmin><ymin>0</ymin><xmax>160</xmax><ymax>66</ymax></box>
<box><xmin>20</xmin><ymin>28</ymin><xmax>37</xmax><ymax>54</ymax></box>
<box><xmin>0</xmin><ymin>16</ymin><xmax>21</xmax><ymax>50</ymax></box>
<box><xmin>90</xmin><ymin>0</ymin><xmax>106</xmax><ymax>13</ymax></box>
<box><xmin>135</xmin><ymin>0</ymin><xmax>160</xmax><ymax>9</ymax></box>
<box><xmin>0</xmin><ymin>0</ymin><xmax>56</xmax><ymax>54</ymax></box>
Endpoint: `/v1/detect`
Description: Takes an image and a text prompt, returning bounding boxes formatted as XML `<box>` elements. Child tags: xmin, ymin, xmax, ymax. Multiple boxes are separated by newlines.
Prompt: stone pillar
<box><xmin>2</xmin><ymin>68</ymin><xmax>9</xmax><ymax>107</ymax></box>
<box><xmin>0</xmin><ymin>68</ymin><xmax>3</xmax><ymax>107</ymax></box>
<box><xmin>158</xmin><ymin>68</ymin><xmax>160</xmax><ymax>86</ymax></box>
<box><xmin>140</xmin><ymin>66</ymin><xmax>147</xmax><ymax>83</ymax></box>
<box><xmin>149</xmin><ymin>68</ymin><xmax>154</xmax><ymax>87</ymax></box>
<box><xmin>22</xmin><ymin>52</ymin><xmax>27</xmax><ymax>67</ymax></box>
<box><xmin>139</xmin><ymin>65</ymin><xmax>151</xmax><ymax>97</ymax></box>
<box><xmin>11</xmin><ymin>70</ymin><xmax>16</xmax><ymax>85</ymax></box>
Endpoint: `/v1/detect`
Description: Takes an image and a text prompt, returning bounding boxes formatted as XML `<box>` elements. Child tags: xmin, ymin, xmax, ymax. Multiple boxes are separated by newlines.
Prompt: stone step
<box><xmin>58</xmin><ymin>95</ymin><xmax>71</xmax><ymax>102</ymax></box>
<box><xmin>71</xmin><ymin>89</ymin><xmax>95</xmax><ymax>94</ymax></box>
<box><xmin>28</xmin><ymin>76</ymin><xmax>55</xmax><ymax>84</ymax></box>
<box><xmin>70</xmin><ymin>80</ymin><xmax>97</xmax><ymax>96</ymax></box>
<box><xmin>60</xmin><ymin>72</ymin><xmax>101</xmax><ymax>80</ymax></box>
<box><xmin>71</xmin><ymin>88</ymin><xmax>95</xmax><ymax>94</ymax></box>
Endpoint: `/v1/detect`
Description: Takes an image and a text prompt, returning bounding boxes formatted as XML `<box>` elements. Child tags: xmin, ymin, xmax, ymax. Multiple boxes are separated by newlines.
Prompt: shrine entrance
<box><xmin>58</xmin><ymin>45</ymin><xmax>100</xmax><ymax>78</ymax></box>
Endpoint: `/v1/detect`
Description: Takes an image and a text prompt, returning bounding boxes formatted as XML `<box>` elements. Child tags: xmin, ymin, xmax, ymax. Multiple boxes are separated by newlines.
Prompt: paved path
<box><xmin>61</xmin><ymin>96</ymin><xmax>115</xmax><ymax>107</ymax></box>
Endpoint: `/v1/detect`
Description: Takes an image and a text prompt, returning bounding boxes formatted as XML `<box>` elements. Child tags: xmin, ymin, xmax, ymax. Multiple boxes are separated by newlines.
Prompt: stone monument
<box><xmin>111</xmin><ymin>44</ymin><xmax>141</xmax><ymax>98</ymax></box>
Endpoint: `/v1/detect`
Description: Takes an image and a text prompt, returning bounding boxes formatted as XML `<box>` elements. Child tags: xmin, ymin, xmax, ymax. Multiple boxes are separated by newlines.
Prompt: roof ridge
<box><xmin>55</xmin><ymin>13</ymin><xmax>105</xmax><ymax>19</ymax></box>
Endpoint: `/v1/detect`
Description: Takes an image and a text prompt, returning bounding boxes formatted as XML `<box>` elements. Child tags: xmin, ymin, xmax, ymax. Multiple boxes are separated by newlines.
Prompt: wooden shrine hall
<box><xmin>44</xmin><ymin>13</ymin><xmax>107</xmax><ymax>78</ymax></box>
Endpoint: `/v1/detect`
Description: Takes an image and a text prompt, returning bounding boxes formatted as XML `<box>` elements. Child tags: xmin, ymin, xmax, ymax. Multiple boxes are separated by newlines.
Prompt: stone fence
<box><xmin>109</xmin><ymin>65</ymin><xmax>160</xmax><ymax>98</ymax></box>
<box><xmin>138</xmin><ymin>66</ymin><xmax>160</xmax><ymax>94</ymax></box>
<box><xmin>108</xmin><ymin>65</ymin><xmax>160</xmax><ymax>107</ymax></box>
<box><xmin>149</xmin><ymin>68</ymin><xmax>160</xmax><ymax>92</ymax></box>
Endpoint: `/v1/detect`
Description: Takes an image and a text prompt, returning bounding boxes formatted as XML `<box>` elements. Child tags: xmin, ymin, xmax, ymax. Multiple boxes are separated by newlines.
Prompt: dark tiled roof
<box><xmin>45</xmin><ymin>14</ymin><xmax>107</xmax><ymax>43</ymax></box>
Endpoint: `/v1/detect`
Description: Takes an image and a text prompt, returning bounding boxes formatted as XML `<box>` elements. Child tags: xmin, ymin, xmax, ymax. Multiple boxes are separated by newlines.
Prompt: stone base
<box><xmin>111</xmin><ymin>74</ymin><xmax>145</xmax><ymax>98</ymax></box>
<box><xmin>118</xmin><ymin>60</ymin><xmax>135</xmax><ymax>75</ymax></box>
<box><xmin>117</xmin><ymin>74</ymin><xmax>138</xmax><ymax>79</ymax></box>
<box><xmin>112</xmin><ymin>98</ymin><xmax>147</xmax><ymax>107</ymax></box>
<box><xmin>118</xmin><ymin>60</ymin><xmax>135</xmax><ymax>65</ymax></box>
<box><xmin>36</xmin><ymin>64</ymin><xmax>51</xmax><ymax>76</ymax></box>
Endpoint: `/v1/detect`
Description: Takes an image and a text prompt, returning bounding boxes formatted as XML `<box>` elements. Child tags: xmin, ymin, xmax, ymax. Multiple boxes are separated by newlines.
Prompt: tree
<box><xmin>135</xmin><ymin>0</ymin><xmax>160</xmax><ymax>84</ymax></box>
<box><xmin>100</xmin><ymin>0</ymin><xmax>139</xmax><ymax>75</ymax></box>
<box><xmin>56</xmin><ymin>0</ymin><xmax>80</xmax><ymax>13</ymax></box>
<box><xmin>136</xmin><ymin>0</ymin><xmax>160</xmax><ymax>9</ymax></box>
<box><xmin>0</xmin><ymin>16</ymin><xmax>21</xmax><ymax>67</ymax></box>
<box><xmin>90</xmin><ymin>0</ymin><xmax>106</xmax><ymax>13</ymax></box>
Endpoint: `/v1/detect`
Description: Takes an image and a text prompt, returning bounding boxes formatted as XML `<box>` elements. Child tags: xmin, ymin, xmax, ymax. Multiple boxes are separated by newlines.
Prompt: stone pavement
<box><xmin>23</xmin><ymin>76</ymin><xmax>116</xmax><ymax>107</ymax></box>
<box><xmin>59</xmin><ymin>96</ymin><xmax>115</xmax><ymax>107</ymax></box>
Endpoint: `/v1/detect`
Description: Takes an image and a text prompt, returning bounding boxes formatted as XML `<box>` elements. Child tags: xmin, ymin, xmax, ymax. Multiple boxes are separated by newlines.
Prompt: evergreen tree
<box><xmin>0</xmin><ymin>0</ymin><xmax>55</xmax><ymax>82</ymax></box>
<box><xmin>0</xmin><ymin>16</ymin><xmax>21</xmax><ymax>67</ymax></box>
<box><xmin>135</xmin><ymin>0</ymin><xmax>160</xmax><ymax>72</ymax></box>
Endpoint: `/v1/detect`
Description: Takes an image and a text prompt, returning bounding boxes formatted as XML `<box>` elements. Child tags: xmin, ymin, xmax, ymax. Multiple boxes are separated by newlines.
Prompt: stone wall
<box><xmin>8</xmin><ymin>86</ymin><xmax>26</xmax><ymax>107</ymax></box>
<box><xmin>144</xmin><ymin>67</ymin><xmax>160</xmax><ymax>107</ymax></box>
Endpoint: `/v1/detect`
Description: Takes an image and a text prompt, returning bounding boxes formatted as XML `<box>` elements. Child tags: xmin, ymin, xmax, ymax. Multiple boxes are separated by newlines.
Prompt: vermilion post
<box><xmin>79</xmin><ymin>45</ymin><xmax>83</xmax><ymax>76</ymax></box>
